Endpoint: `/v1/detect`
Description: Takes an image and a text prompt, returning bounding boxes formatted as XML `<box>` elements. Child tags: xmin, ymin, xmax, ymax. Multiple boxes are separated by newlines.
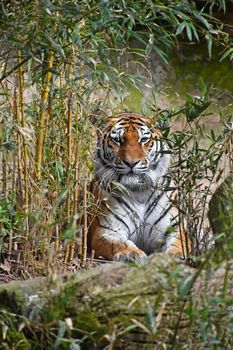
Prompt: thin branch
<box><xmin>0</xmin><ymin>56</ymin><xmax>30</xmax><ymax>83</ymax></box>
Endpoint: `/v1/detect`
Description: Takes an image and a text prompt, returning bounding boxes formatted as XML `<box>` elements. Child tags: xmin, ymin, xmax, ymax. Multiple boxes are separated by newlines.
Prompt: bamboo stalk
<box><xmin>66</xmin><ymin>89</ymin><xmax>72</xmax><ymax>222</ymax></box>
<box><xmin>69</xmin><ymin>106</ymin><xmax>80</xmax><ymax>261</ymax></box>
<box><xmin>63</xmin><ymin>86</ymin><xmax>73</xmax><ymax>263</ymax></box>
<box><xmin>63</xmin><ymin>241</ymin><xmax>70</xmax><ymax>268</ymax></box>
<box><xmin>78</xmin><ymin>228</ymin><xmax>83</xmax><ymax>259</ymax></box>
<box><xmin>35</xmin><ymin>50</ymin><xmax>54</xmax><ymax>181</ymax></box>
<box><xmin>55</xmin><ymin>224</ymin><xmax>60</xmax><ymax>252</ymax></box>
<box><xmin>11</xmin><ymin>149</ymin><xmax>16</xmax><ymax>196</ymax></box>
<box><xmin>7</xmin><ymin>230</ymin><xmax>13</xmax><ymax>259</ymax></box>
<box><xmin>2</xmin><ymin>153</ymin><xmax>7</xmax><ymax>196</ymax></box>
<box><xmin>82</xmin><ymin>178</ymin><xmax>88</xmax><ymax>265</ymax></box>
<box><xmin>229</xmin><ymin>131</ymin><xmax>233</xmax><ymax>170</ymax></box>
<box><xmin>13</xmin><ymin>88</ymin><xmax>23</xmax><ymax>207</ymax></box>
<box><xmin>43</xmin><ymin>93</ymin><xmax>52</xmax><ymax>156</ymax></box>
<box><xmin>18</xmin><ymin>50</ymin><xmax>29</xmax><ymax>216</ymax></box>
<box><xmin>73</xmin><ymin>140</ymin><xmax>80</xmax><ymax>216</ymax></box>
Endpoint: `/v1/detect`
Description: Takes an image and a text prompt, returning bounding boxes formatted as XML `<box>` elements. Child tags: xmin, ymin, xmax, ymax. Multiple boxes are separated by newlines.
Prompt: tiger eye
<box><xmin>141</xmin><ymin>137</ymin><xmax>150</xmax><ymax>144</ymax></box>
<box><xmin>110</xmin><ymin>136</ymin><xmax>121</xmax><ymax>144</ymax></box>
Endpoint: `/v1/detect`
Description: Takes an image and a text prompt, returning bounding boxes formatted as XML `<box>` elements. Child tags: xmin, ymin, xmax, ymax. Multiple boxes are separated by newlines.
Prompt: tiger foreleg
<box><xmin>164</xmin><ymin>229</ymin><xmax>189</xmax><ymax>259</ymax></box>
<box><xmin>91</xmin><ymin>228</ymin><xmax>147</xmax><ymax>263</ymax></box>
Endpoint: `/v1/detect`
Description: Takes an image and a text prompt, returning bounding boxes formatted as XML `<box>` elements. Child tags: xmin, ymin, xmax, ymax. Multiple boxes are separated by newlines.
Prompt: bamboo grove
<box><xmin>0</xmin><ymin>54</ymin><xmax>91</xmax><ymax>275</ymax></box>
<box><xmin>0</xmin><ymin>1</ymin><xmax>232</xmax><ymax>277</ymax></box>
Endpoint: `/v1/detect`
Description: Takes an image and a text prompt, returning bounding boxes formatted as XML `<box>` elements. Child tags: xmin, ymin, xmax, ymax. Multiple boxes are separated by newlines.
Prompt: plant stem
<box><xmin>13</xmin><ymin>87</ymin><xmax>23</xmax><ymax>207</ymax></box>
<box><xmin>18</xmin><ymin>50</ymin><xmax>29</xmax><ymax>216</ymax></box>
<box><xmin>70</xmin><ymin>106</ymin><xmax>80</xmax><ymax>261</ymax></box>
<box><xmin>82</xmin><ymin>178</ymin><xmax>88</xmax><ymax>265</ymax></box>
<box><xmin>66</xmin><ymin>89</ymin><xmax>72</xmax><ymax>224</ymax></box>
<box><xmin>36</xmin><ymin>50</ymin><xmax>54</xmax><ymax>181</ymax></box>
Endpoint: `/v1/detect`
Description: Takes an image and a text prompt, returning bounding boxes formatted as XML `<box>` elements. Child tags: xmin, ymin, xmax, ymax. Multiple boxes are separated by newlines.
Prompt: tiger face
<box><xmin>94</xmin><ymin>112</ymin><xmax>170</xmax><ymax>190</ymax></box>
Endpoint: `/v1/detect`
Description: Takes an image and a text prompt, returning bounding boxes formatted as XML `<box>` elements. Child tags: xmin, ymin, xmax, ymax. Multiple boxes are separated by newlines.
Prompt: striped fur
<box><xmin>89</xmin><ymin>112</ymin><xmax>187</xmax><ymax>262</ymax></box>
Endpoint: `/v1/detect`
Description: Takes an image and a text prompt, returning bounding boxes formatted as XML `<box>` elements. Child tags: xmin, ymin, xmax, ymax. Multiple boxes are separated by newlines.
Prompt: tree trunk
<box><xmin>0</xmin><ymin>254</ymin><xmax>232</xmax><ymax>349</ymax></box>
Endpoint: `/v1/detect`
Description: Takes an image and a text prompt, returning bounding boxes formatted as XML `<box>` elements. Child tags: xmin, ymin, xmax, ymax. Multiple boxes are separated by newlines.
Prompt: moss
<box><xmin>122</xmin><ymin>43</ymin><xmax>233</xmax><ymax>114</ymax></box>
<box><xmin>122</xmin><ymin>87</ymin><xmax>144</xmax><ymax>112</ymax></box>
<box><xmin>75</xmin><ymin>309</ymin><xmax>103</xmax><ymax>334</ymax></box>
<box><xmin>0</xmin><ymin>289</ymin><xmax>26</xmax><ymax>314</ymax></box>
<box><xmin>3</xmin><ymin>332</ymin><xmax>31</xmax><ymax>350</ymax></box>
<box><xmin>169</xmin><ymin>44</ymin><xmax>233</xmax><ymax>112</ymax></box>
<box><xmin>173</xmin><ymin>58</ymin><xmax>233</xmax><ymax>92</ymax></box>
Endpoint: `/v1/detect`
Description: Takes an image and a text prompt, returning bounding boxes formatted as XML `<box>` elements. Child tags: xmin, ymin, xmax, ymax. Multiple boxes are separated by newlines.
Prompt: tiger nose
<box><xmin>123</xmin><ymin>159</ymin><xmax>140</xmax><ymax>168</ymax></box>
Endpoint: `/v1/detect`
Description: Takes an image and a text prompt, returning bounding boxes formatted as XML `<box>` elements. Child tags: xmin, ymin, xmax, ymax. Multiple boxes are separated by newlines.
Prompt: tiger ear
<box><xmin>142</xmin><ymin>114</ymin><xmax>156</xmax><ymax>127</ymax></box>
<box><xmin>89</xmin><ymin>109</ymin><xmax>108</xmax><ymax>129</ymax></box>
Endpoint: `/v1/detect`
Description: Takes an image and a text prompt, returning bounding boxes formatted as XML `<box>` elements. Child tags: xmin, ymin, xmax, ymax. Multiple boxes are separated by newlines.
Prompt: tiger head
<box><xmin>94</xmin><ymin>112</ymin><xmax>170</xmax><ymax>190</ymax></box>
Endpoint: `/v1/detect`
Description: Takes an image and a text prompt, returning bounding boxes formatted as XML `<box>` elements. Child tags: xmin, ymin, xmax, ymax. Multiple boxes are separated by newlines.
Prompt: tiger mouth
<box><xmin>118</xmin><ymin>173</ymin><xmax>153</xmax><ymax>186</ymax></box>
<box><xmin>115</xmin><ymin>167</ymin><xmax>149</xmax><ymax>176</ymax></box>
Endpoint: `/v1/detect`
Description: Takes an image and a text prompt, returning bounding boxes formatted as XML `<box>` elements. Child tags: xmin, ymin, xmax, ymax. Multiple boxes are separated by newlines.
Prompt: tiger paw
<box><xmin>113</xmin><ymin>247</ymin><xmax>147</xmax><ymax>263</ymax></box>
<box><xmin>165</xmin><ymin>246</ymin><xmax>186</xmax><ymax>260</ymax></box>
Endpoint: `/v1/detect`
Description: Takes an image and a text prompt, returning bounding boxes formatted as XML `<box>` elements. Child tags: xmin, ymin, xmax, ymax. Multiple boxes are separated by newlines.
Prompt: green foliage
<box><xmin>0</xmin><ymin>0</ymin><xmax>230</xmax><ymax>84</ymax></box>
<box><xmin>0</xmin><ymin>0</ymin><xmax>229</xmax><ymax>271</ymax></box>
<box><xmin>152</xmin><ymin>80</ymin><xmax>232</xmax><ymax>260</ymax></box>
<box><xmin>0</xmin><ymin>2</ymin><xmax>232</xmax><ymax>348</ymax></box>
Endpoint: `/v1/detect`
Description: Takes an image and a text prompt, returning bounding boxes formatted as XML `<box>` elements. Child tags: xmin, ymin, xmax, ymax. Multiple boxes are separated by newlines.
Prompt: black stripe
<box><xmin>146</xmin><ymin>175</ymin><xmax>168</xmax><ymax>205</ymax></box>
<box><xmin>147</xmin><ymin>142</ymin><xmax>154</xmax><ymax>152</ymax></box>
<box><xmin>118</xmin><ymin>117</ymin><xmax>146</xmax><ymax>125</ymax></box>
<box><xmin>153</xmin><ymin>204</ymin><xmax>173</xmax><ymax>226</ymax></box>
<box><xmin>118</xmin><ymin>198</ymin><xmax>140</xmax><ymax>232</ymax></box>
<box><xmin>99</xmin><ymin>224</ymin><xmax>117</xmax><ymax>232</ymax></box>
<box><xmin>146</xmin><ymin>186</ymin><xmax>158</xmax><ymax>204</ymax></box>
<box><xmin>102</xmin><ymin>138</ymin><xmax>109</xmax><ymax>161</ymax></box>
<box><xmin>102</xmin><ymin>202</ymin><xmax>131</xmax><ymax>234</ymax></box>
<box><xmin>171</xmin><ymin>221</ymin><xmax>179</xmax><ymax>227</ymax></box>
<box><xmin>145</xmin><ymin>177</ymin><xmax>171</xmax><ymax>219</ymax></box>
<box><xmin>96</xmin><ymin>149</ymin><xmax>109</xmax><ymax>166</ymax></box>
<box><xmin>145</xmin><ymin>191</ymin><xmax>165</xmax><ymax>219</ymax></box>
<box><xmin>129</xmin><ymin>117</ymin><xmax>146</xmax><ymax>122</ymax></box>
<box><xmin>114</xmin><ymin>195</ymin><xmax>133</xmax><ymax>212</ymax></box>
<box><xmin>116</xmin><ymin>122</ymin><xmax>130</xmax><ymax>126</ymax></box>
<box><xmin>118</xmin><ymin>119</ymin><xmax>130</xmax><ymax>124</ymax></box>
<box><xmin>112</xmin><ymin>212</ymin><xmax>131</xmax><ymax>234</ymax></box>
<box><xmin>151</xmin><ymin>153</ymin><xmax>163</xmax><ymax>169</ymax></box>
<box><xmin>114</xmin><ymin>127</ymin><xmax>124</xmax><ymax>131</ymax></box>
<box><xmin>132</xmin><ymin>121</ymin><xmax>146</xmax><ymax>126</ymax></box>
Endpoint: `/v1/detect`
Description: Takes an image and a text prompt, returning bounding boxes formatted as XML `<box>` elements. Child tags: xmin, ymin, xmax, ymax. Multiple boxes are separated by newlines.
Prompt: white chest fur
<box><xmin>99</xmin><ymin>183</ymin><xmax>173</xmax><ymax>254</ymax></box>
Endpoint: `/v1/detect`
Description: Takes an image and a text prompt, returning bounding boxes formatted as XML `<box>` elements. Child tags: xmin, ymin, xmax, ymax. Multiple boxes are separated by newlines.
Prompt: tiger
<box><xmin>88</xmin><ymin>112</ymin><xmax>187</xmax><ymax>262</ymax></box>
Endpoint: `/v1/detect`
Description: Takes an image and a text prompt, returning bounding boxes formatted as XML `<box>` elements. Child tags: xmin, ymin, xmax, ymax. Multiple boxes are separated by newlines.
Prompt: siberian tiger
<box><xmin>89</xmin><ymin>112</ymin><xmax>187</xmax><ymax>262</ymax></box>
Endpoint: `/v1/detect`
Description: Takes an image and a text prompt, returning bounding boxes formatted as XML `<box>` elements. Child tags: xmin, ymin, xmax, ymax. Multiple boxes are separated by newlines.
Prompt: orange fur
<box><xmin>88</xmin><ymin>112</ymin><xmax>189</xmax><ymax>261</ymax></box>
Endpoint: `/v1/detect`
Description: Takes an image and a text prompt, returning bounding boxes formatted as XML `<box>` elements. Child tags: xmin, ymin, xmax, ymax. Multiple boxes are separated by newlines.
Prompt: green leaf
<box><xmin>176</xmin><ymin>22</ymin><xmax>186</xmax><ymax>36</ymax></box>
<box><xmin>188</xmin><ymin>22</ymin><xmax>199</xmax><ymax>42</ymax></box>
<box><xmin>70</xmin><ymin>343</ymin><xmax>81</xmax><ymax>350</ymax></box>
<box><xmin>220</xmin><ymin>47</ymin><xmax>233</xmax><ymax>62</ymax></box>
<box><xmin>43</xmin><ymin>33</ymin><xmax>66</xmax><ymax>60</ymax></box>
<box><xmin>186</xmin><ymin>23</ymin><xmax>192</xmax><ymax>41</ymax></box>
<box><xmin>199</xmin><ymin>77</ymin><xmax>208</xmax><ymax>96</ymax></box>
<box><xmin>146</xmin><ymin>301</ymin><xmax>157</xmax><ymax>335</ymax></box>
<box><xmin>205</xmin><ymin>33</ymin><xmax>213</xmax><ymax>59</ymax></box>
<box><xmin>55</xmin><ymin>321</ymin><xmax>67</xmax><ymax>348</ymax></box>
<box><xmin>177</xmin><ymin>273</ymin><xmax>194</xmax><ymax>298</ymax></box>
<box><xmin>193</xmin><ymin>11</ymin><xmax>212</xmax><ymax>30</ymax></box>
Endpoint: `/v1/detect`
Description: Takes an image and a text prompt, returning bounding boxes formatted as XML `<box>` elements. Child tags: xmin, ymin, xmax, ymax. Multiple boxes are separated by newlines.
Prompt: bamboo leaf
<box><xmin>220</xmin><ymin>47</ymin><xmax>233</xmax><ymax>62</ymax></box>
<box><xmin>186</xmin><ymin>23</ymin><xmax>192</xmax><ymax>41</ymax></box>
<box><xmin>205</xmin><ymin>33</ymin><xmax>213</xmax><ymax>59</ymax></box>
<box><xmin>193</xmin><ymin>11</ymin><xmax>212</xmax><ymax>30</ymax></box>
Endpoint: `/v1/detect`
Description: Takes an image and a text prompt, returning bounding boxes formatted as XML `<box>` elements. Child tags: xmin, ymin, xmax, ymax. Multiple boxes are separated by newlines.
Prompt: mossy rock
<box><xmin>0</xmin><ymin>255</ymin><xmax>233</xmax><ymax>349</ymax></box>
